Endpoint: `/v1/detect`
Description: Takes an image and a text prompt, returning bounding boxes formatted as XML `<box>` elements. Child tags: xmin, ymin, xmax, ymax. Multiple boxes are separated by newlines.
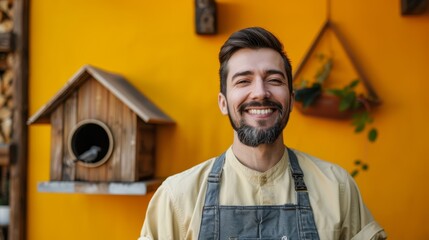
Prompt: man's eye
<box><xmin>236</xmin><ymin>79</ymin><xmax>250</xmax><ymax>85</ymax></box>
<box><xmin>268</xmin><ymin>79</ymin><xmax>283</xmax><ymax>84</ymax></box>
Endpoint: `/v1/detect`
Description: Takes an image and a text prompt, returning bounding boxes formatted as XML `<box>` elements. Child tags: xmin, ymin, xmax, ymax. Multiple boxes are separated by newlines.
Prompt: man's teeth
<box><xmin>248</xmin><ymin>109</ymin><xmax>273</xmax><ymax>115</ymax></box>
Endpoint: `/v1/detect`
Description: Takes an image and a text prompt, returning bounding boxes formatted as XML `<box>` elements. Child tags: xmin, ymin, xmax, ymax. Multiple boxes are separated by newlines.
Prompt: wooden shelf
<box><xmin>37</xmin><ymin>179</ymin><xmax>163</xmax><ymax>195</ymax></box>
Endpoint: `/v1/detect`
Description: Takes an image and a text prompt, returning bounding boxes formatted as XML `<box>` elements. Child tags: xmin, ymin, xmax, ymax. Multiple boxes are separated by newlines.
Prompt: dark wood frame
<box><xmin>9</xmin><ymin>0</ymin><xmax>29</xmax><ymax>239</ymax></box>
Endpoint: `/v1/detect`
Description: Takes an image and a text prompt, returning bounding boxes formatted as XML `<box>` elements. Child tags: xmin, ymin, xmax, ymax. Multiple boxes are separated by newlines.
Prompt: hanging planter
<box><xmin>295</xmin><ymin>93</ymin><xmax>355</xmax><ymax>119</ymax></box>
<box><xmin>294</xmin><ymin>56</ymin><xmax>380</xmax><ymax>143</ymax></box>
<box><xmin>295</xmin><ymin>79</ymin><xmax>379</xmax><ymax>120</ymax></box>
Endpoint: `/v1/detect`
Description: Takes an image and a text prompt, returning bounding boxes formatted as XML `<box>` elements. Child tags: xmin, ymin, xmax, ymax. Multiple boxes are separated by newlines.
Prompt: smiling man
<box><xmin>139</xmin><ymin>27</ymin><xmax>387</xmax><ymax>240</ymax></box>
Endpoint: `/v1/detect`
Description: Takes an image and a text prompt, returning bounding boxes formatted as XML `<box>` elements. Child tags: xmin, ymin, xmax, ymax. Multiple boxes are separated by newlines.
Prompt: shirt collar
<box><xmin>225</xmin><ymin>146</ymin><xmax>289</xmax><ymax>185</ymax></box>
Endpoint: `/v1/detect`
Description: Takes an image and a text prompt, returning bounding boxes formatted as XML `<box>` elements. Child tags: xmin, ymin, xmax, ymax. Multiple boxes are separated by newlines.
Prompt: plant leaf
<box><xmin>339</xmin><ymin>92</ymin><xmax>356</xmax><ymax>111</ymax></box>
<box><xmin>349</xmin><ymin>79</ymin><xmax>360</xmax><ymax>89</ymax></box>
<box><xmin>315</xmin><ymin>59</ymin><xmax>332</xmax><ymax>83</ymax></box>
<box><xmin>351</xmin><ymin>170</ymin><xmax>359</xmax><ymax>177</ymax></box>
<box><xmin>368</xmin><ymin>128</ymin><xmax>378</xmax><ymax>142</ymax></box>
<box><xmin>295</xmin><ymin>83</ymin><xmax>322</xmax><ymax>108</ymax></box>
<box><xmin>352</xmin><ymin>112</ymin><xmax>370</xmax><ymax>132</ymax></box>
<box><xmin>326</xmin><ymin>89</ymin><xmax>343</xmax><ymax>96</ymax></box>
<box><xmin>352</xmin><ymin>99</ymin><xmax>362</xmax><ymax>110</ymax></box>
<box><xmin>355</xmin><ymin>124</ymin><xmax>365</xmax><ymax>133</ymax></box>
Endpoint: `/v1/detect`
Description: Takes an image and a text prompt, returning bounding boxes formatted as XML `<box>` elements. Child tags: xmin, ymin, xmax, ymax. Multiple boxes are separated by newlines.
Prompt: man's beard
<box><xmin>227</xmin><ymin>100</ymin><xmax>291</xmax><ymax>147</ymax></box>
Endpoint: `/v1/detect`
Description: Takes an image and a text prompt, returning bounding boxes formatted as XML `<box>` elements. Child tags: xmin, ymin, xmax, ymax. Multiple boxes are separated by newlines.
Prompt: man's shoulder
<box><xmin>162</xmin><ymin>157</ymin><xmax>216</xmax><ymax>194</ymax></box>
<box><xmin>291</xmin><ymin>148</ymin><xmax>350</xmax><ymax>183</ymax></box>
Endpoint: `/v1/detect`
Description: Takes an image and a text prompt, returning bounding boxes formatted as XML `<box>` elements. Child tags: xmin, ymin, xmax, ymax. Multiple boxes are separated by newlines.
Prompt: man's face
<box><xmin>218</xmin><ymin>48</ymin><xmax>294</xmax><ymax>147</ymax></box>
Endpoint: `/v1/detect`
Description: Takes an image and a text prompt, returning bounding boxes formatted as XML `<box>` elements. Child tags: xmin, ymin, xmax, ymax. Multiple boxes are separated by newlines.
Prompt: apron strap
<box><xmin>288</xmin><ymin>149</ymin><xmax>314</xmax><ymax>209</ymax></box>
<box><xmin>203</xmin><ymin>152</ymin><xmax>226</xmax><ymax>206</ymax></box>
<box><xmin>287</xmin><ymin>148</ymin><xmax>308</xmax><ymax>192</ymax></box>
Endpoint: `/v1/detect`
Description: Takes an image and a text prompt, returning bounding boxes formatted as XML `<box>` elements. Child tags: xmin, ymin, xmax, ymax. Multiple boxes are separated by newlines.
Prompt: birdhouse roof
<box><xmin>28</xmin><ymin>65</ymin><xmax>175</xmax><ymax>125</ymax></box>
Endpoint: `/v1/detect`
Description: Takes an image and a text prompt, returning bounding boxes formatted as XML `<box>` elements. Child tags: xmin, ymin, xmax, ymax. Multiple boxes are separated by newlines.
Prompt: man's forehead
<box><xmin>227</xmin><ymin>48</ymin><xmax>285</xmax><ymax>78</ymax></box>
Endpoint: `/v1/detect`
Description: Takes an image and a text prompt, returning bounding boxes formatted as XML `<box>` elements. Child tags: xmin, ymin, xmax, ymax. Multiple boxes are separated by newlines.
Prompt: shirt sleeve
<box><xmin>138</xmin><ymin>182</ymin><xmax>184</xmax><ymax>240</ymax></box>
<box><xmin>340</xmin><ymin>173</ymin><xmax>387</xmax><ymax>240</ymax></box>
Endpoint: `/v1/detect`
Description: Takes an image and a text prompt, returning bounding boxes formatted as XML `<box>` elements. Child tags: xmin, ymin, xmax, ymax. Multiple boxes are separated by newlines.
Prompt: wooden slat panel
<box><xmin>120</xmin><ymin>106</ymin><xmax>137</xmax><ymax>182</ymax></box>
<box><xmin>49</xmin><ymin>104</ymin><xmax>64</xmax><ymax>181</ymax></box>
<box><xmin>88</xmin><ymin>80</ymin><xmax>109</xmax><ymax>181</ymax></box>
<box><xmin>106</xmin><ymin>91</ymin><xmax>122</xmax><ymax>181</ymax></box>
<box><xmin>137</xmin><ymin>121</ymin><xmax>155</xmax><ymax>179</ymax></box>
<box><xmin>27</xmin><ymin>70</ymin><xmax>91</xmax><ymax>124</ymax></box>
<box><xmin>75</xmin><ymin>79</ymin><xmax>92</xmax><ymax>181</ymax></box>
<box><xmin>61</xmin><ymin>91</ymin><xmax>77</xmax><ymax>181</ymax></box>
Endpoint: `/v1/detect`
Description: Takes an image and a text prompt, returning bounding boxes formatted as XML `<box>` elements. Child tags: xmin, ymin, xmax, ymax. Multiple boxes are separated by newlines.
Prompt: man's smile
<box><xmin>247</xmin><ymin>108</ymin><xmax>274</xmax><ymax>115</ymax></box>
<box><xmin>238</xmin><ymin>100</ymin><xmax>283</xmax><ymax>117</ymax></box>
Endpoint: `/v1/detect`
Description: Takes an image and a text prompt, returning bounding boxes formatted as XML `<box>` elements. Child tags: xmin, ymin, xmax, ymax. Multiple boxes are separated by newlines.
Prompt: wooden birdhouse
<box><xmin>28</xmin><ymin>65</ymin><xmax>174</xmax><ymax>184</ymax></box>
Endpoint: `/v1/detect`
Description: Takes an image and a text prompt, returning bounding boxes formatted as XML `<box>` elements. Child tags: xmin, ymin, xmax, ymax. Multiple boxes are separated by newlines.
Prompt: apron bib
<box><xmin>198</xmin><ymin>148</ymin><xmax>320</xmax><ymax>240</ymax></box>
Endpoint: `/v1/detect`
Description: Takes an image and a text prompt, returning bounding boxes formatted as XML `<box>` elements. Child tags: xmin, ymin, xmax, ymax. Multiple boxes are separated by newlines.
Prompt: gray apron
<box><xmin>198</xmin><ymin>148</ymin><xmax>320</xmax><ymax>240</ymax></box>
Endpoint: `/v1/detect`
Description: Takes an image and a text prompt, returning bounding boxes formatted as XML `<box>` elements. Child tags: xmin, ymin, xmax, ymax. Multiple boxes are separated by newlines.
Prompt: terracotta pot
<box><xmin>294</xmin><ymin>93</ymin><xmax>355</xmax><ymax>119</ymax></box>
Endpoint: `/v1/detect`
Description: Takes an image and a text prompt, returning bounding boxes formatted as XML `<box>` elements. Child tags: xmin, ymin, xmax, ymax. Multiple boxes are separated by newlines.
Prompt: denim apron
<box><xmin>198</xmin><ymin>149</ymin><xmax>320</xmax><ymax>240</ymax></box>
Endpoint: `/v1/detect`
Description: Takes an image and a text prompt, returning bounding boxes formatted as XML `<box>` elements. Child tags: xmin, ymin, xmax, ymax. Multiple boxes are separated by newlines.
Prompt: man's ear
<box><xmin>218</xmin><ymin>93</ymin><xmax>228</xmax><ymax>115</ymax></box>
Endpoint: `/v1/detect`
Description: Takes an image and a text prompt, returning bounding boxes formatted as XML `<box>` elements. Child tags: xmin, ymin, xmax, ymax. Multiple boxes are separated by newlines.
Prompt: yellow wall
<box><xmin>28</xmin><ymin>0</ymin><xmax>429</xmax><ymax>239</ymax></box>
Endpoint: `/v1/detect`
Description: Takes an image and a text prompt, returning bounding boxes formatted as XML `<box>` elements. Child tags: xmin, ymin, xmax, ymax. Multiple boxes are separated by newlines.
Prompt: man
<box><xmin>139</xmin><ymin>27</ymin><xmax>387</xmax><ymax>240</ymax></box>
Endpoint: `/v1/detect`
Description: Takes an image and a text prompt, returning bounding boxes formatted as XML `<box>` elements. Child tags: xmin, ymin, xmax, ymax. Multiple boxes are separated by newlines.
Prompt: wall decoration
<box><xmin>293</xmin><ymin>20</ymin><xmax>382</xmax><ymax>177</ymax></box>
<box><xmin>195</xmin><ymin>0</ymin><xmax>217</xmax><ymax>35</ymax></box>
<box><xmin>28</xmin><ymin>65</ymin><xmax>175</xmax><ymax>194</ymax></box>
<box><xmin>293</xmin><ymin>21</ymin><xmax>381</xmax><ymax>119</ymax></box>
<box><xmin>401</xmin><ymin>0</ymin><xmax>428</xmax><ymax>15</ymax></box>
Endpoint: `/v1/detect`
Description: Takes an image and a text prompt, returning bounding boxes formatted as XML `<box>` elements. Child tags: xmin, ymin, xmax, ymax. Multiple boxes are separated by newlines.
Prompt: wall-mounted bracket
<box><xmin>401</xmin><ymin>0</ymin><xmax>428</xmax><ymax>15</ymax></box>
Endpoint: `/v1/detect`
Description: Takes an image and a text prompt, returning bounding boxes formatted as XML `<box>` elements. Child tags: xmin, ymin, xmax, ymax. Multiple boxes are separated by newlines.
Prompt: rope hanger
<box><xmin>293</xmin><ymin>0</ymin><xmax>381</xmax><ymax>103</ymax></box>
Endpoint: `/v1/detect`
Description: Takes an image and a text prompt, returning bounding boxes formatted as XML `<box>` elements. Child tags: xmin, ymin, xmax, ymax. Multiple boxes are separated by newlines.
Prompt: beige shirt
<box><xmin>139</xmin><ymin>147</ymin><xmax>387</xmax><ymax>240</ymax></box>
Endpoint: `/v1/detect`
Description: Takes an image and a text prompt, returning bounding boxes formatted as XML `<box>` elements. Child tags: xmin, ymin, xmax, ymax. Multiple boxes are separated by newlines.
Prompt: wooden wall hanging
<box><xmin>195</xmin><ymin>0</ymin><xmax>217</xmax><ymax>35</ymax></box>
<box><xmin>401</xmin><ymin>0</ymin><xmax>428</xmax><ymax>15</ymax></box>
<box><xmin>293</xmin><ymin>20</ymin><xmax>381</xmax><ymax>119</ymax></box>
<box><xmin>29</xmin><ymin>65</ymin><xmax>175</xmax><ymax>193</ymax></box>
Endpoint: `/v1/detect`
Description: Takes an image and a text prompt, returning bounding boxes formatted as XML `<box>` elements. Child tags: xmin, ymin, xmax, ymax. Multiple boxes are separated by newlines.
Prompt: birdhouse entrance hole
<box><xmin>69</xmin><ymin>119</ymin><xmax>114</xmax><ymax>167</ymax></box>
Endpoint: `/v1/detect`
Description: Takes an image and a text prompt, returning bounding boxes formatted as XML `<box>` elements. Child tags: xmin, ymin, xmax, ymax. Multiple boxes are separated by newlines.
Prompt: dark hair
<box><xmin>218</xmin><ymin>27</ymin><xmax>293</xmax><ymax>95</ymax></box>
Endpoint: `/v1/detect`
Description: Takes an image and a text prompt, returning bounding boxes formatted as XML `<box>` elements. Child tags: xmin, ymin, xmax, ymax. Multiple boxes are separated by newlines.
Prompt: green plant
<box><xmin>350</xmin><ymin>160</ymin><xmax>368</xmax><ymax>178</ymax></box>
<box><xmin>295</xmin><ymin>54</ymin><xmax>379</xmax><ymax>177</ymax></box>
<box><xmin>326</xmin><ymin>80</ymin><xmax>378</xmax><ymax>142</ymax></box>
<box><xmin>295</xmin><ymin>56</ymin><xmax>332</xmax><ymax>107</ymax></box>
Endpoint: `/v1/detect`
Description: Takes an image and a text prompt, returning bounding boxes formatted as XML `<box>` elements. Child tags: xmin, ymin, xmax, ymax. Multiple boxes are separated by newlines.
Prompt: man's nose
<box><xmin>251</xmin><ymin>79</ymin><xmax>270</xmax><ymax>99</ymax></box>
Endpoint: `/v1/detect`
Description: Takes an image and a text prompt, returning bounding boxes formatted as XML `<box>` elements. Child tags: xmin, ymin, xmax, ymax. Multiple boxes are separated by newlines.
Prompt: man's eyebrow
<box><xmin>231</xmin><ymin>71</ymin><xmax>253</xmax><ymax>81</ymax></box>
<box><xmin>231</xmin><ymin>69</ymin><xmax>286</xmax><ymax>81</ymax></box>
<box><xmin>265</xmin><ymin>69</ymin><xmax>286</xmax><ymax>78</ymax></box>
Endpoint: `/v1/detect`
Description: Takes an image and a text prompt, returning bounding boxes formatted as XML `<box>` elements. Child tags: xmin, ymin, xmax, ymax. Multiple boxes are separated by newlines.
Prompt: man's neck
<box><xmin>231</xmin><ymin>134</ymin><xmax>285</xmax><ymax>172</ymax></box>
